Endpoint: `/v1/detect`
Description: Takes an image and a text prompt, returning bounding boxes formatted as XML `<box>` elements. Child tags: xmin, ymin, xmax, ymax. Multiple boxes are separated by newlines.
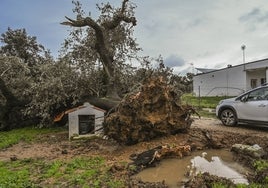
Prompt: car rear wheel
<box><xmin>219</xmin><ymin>109</ymin><xmax>237</xmax><ymax>126</ymax></box>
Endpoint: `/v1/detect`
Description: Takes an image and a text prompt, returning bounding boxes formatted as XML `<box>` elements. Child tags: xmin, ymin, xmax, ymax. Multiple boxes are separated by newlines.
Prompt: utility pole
<box><xmin>241</xmin><ymin>44</ymin><xmax>246</xmax><ymax>70</ymax></box>
<box><xmin>241</xmin><ymin>44</ymin><xmax>246</xmax><ymax>63</ymax></box>
<box><xmin>190</xmin><ymin>63</ymin><xmax>194</xmax><ymax>74</ymax></box>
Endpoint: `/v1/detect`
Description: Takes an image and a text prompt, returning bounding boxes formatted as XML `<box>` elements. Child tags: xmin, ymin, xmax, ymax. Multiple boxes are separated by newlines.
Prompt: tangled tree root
<box><xmin>104</xmin><ymin>76</ymin><xmax>196</xmax><ymax>145</ymax></box>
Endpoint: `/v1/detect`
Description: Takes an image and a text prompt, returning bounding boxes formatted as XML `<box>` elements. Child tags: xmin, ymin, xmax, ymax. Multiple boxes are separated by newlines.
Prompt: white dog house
<box><xmin>68</xmin><ymin>102</ymin><xmax>106</xmax><ymax>139</ymax></box>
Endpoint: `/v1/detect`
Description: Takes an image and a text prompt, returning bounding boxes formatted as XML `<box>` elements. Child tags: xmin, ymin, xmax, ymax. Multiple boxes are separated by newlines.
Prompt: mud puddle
<box><xmin>134</xmin><ymin>149</ymin><xmax>250</xmax><ymax>187</ymax></box>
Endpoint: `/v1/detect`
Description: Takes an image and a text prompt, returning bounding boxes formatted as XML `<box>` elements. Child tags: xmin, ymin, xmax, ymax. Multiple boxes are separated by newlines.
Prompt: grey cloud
<box><xmin>164</xmin><ymin>54</ymin><xmax>186</xmax><ymax>68</ymax></box>
<box><xmin>239</xmin><ymin>8</ymin><xmax>268</xmax><ymax>23</ymax></box>
<box><xmin>187</xmin><ymin>18</ymin><xmax>203</xmax><ymax>29</ymax></box>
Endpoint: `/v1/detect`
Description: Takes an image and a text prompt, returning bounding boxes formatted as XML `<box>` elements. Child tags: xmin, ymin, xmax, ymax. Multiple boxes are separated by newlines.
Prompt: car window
<box><xmin>247</xmin><ymin>87</ymin><xmax>268</xmax><ymax>101</ymax></box>
<box><xmin>263</xmin><ymin>87</ymin><xmax>268</xmax><ymax>100</ymax></box>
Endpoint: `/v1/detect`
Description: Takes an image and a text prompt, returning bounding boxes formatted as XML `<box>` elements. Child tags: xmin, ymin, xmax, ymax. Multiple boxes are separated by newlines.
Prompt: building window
<box><xmin>78</xmin><ymin>115</ymin><xmax>95</xmax><ymax>135</ymax></box>
<box><xmin>251</xmin><ymin>79</ymin><xmax>257</xmax><ymax>88</ymax></box>
<box><xmin>261</xmin><ymin>78</ymin><xmax>266</xmax><ymax>85</ymax></box>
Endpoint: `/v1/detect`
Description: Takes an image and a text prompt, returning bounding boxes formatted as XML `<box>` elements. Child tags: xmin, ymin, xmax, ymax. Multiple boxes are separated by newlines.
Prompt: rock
<box><xmin>61</xmin><ymin>149</ymin><xmax>68</xmax><ymax>154</ymax></box>
<box><xmin>10</xmin><ymin>155</ymin><xmax>17</xmax><ymax>161</ymax></box>
<box><xmin>231</xmin><ymin>144</ymin><xmax>266</xmax><ymax>158</ymax></box>
<box><xmin>129</xmin><ymin>178</ymin><xmax>168</xmax><ymax>188</ymax></box>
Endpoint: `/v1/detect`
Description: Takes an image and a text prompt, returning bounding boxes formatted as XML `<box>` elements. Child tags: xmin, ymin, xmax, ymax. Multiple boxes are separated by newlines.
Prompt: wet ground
<box><xmin>1</xmin><ymin>117</ymin><xmax>268</xmax><ymax>187</ymax></box>
<box><xmin>134</xmin><ymin>149</ymin><xmax>250</xmax><ymax>187</ymax></box>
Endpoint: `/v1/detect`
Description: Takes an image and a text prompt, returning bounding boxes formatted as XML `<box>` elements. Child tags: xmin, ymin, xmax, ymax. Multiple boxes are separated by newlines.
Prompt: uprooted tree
<box><xmin>61</xmin><ymin>0</ymin><xmax>138</xmax><ymax>99</ymax></box>
<box><xmin>61</xmin><ymin>0</ymin><xmax>196</xmax><ymax>144</ymax></box>
<box><xmin>104</xmin><ymin>75</ymin><xmax>196</xmax><ymax>145</ymax></box>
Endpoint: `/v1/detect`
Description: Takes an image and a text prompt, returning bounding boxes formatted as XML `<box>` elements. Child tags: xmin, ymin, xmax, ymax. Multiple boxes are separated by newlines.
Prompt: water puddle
<box><xmin>134</xmin><ymin>149</ymin><xmax>249</xmax><ymax>187</ymax></box>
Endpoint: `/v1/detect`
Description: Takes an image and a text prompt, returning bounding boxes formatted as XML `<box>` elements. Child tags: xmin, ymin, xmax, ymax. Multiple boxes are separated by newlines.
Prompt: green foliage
<box><xmin>0</xmin><ymin>127</ymin><xmax>60</xmax><ymax>149</ymax></box>
<box><xmin>0</xmin><ymin>27</ymin><xmax>49</xmax><ymax>66</ymax></box>
<box><xmin>0</xmin><ymin>157</ymin><xmax>125</xmax><ymax>187</ymax></box>
<box><xmin>253</xmin><ymin>160</ymin><xmax>268</xmax><ymax>184</ymax></box>
<box><xmin>254</xmin><ymin>160</ymin><xmax>268</xmax><ymax>172</ymax></box>
<box><xmin>212</xmin><ymin>183</ymin><xmax>228</xmax><ymax>188</ymax></box>
<box><xmin>24</xmin><ymin>60</ymin><xmax>83</xmax><ymax>126</ymax></box>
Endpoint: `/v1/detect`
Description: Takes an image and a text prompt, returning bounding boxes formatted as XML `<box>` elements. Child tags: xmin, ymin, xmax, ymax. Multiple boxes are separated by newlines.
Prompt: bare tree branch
<box><xmin>102</xmin><ymin>0</ymin><xmax>136</xmax><ymax>29</ymax></box>
<box><xmin>121</xmin><ymin>0</ymin><xmax>128</xmax><ymax>14</ymax></box>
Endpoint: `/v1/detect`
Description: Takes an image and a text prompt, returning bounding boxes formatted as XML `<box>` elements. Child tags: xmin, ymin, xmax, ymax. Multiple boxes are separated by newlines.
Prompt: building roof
<box><xmin>194</xmin><ymin>58</ymin><xmax>268</xmax><ymax>76</ymax></box>
<box><xmin>54</xmin><ymin>102</ymin><xmax>106</xmax><ymax>122</ymax></box>
<box><xmin>195</xmin><ymin>68</ymin><xmax>217</xmax><ymax>73</ymax></box>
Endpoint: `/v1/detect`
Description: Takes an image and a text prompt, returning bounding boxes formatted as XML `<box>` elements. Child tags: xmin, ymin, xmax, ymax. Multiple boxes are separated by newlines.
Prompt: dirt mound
<box><xmin>184</xmin><ymin>172</ymin><xmax>236</xmax><ymax>188</ymax></box>
<box><xmin>104</xmin><ymin>76</ymin><xmax>195</xmax><ymax>145</ymax></box>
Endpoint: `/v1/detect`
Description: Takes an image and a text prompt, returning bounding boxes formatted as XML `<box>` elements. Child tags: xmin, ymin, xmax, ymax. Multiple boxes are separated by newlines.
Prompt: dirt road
<box><xmin>192</xmin><ymin>117</ymin><xmax>268</xmax><ymax>138</ymax></box>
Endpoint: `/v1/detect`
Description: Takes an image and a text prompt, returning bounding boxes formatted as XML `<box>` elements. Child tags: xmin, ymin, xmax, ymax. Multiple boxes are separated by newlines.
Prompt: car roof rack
<box><xmin>261</xmin><ymin>83</ymin><xmax>268</xmax><ymax>86</ymax></box>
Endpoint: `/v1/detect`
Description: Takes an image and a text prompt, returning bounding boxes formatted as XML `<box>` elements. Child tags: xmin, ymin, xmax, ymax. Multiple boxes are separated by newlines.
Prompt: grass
<box><xmin>0</xmin><ymin>127</ymin><xmax>125</xmax><ymax>187</ymax></box>
<box><xmin>182</xmin><ymin>93</ymin><xmax>230</xmax><ymax>109</ymax></box>
<box><xmin>254</xmin><ymin>160</ymin><xmax>268</xmax><ymax>172</ymax></box>
<box><xmin>0</xmin><ymin>157</ymin><xmax>125</xmax><ymax>188</ymax></box>
<box><xmin>0</xmin><ymin>159</ymin><xmax>34</xmax><ymax>188</ymax></box>
<box><xmin>0</xmin><ymin>127</ymin><xmax>62</xmax><ymax>149</ymax></box>
<box><xmin>182</xmin><ymin>94</ymin><xmax>232</xmax><ymax>118</ymax></box>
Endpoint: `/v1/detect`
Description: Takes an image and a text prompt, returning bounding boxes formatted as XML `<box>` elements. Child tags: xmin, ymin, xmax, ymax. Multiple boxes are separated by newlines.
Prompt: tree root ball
<box><xmin>104</xmin><ymin>76</ymin><xmax>195</xmax><ymax>145</ymax></box>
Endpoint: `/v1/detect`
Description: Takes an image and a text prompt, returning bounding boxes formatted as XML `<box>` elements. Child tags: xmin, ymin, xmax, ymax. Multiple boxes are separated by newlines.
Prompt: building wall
<box><xmin>245</xmin><ymin>59</ymin><xmax>268</xmax><ymax>89</ymax></box>
<box><xmin>193</xmin><ymin>65</ymin><xmax>246</xmax><ymax>96</ymax></box>
<box><xmin>68</xmin><ymin>104</ymin><xmax>105</xmax><ymax>138</ymax></box>
<box><xmin>246</xmin><ymin>69</ymin><xmax>266</xmax><ymax>89</ymax></box>
<box><xmin>193</xmin><ymin>59</ymin><xmax>268</xmax><ymax>97</ymax></box>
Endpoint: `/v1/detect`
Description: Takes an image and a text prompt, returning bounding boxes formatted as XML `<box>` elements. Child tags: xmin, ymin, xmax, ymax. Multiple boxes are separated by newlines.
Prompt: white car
<box><xmin>216</xmin><ymin>84</ymin><xmax>268</xmax><ymax>126</ymax></box>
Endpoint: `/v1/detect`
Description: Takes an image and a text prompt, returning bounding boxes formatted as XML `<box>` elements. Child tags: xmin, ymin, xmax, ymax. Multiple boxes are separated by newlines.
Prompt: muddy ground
<box><xmin>1</xmin><ymin>117</ymin><xmax>268</xmax><ymax>187</ymax></box>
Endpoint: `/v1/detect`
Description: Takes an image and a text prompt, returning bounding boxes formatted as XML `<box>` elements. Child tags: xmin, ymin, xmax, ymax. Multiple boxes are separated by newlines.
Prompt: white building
<box><xmin>193</xmin><ymin>58</ymin><xmax>268</xmax><ymax>97</ymax></box>
<box><xmin>68</xmin><ymin>102</ymin><xmax>106</xmax><ymax>139</ymax></box>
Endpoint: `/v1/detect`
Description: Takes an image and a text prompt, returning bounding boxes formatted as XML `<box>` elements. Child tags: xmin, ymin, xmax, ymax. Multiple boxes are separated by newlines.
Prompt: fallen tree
<box><xmin>104</xmin><ymin>76</ymin><xmax>196</xmax><ymax>145</ymax></box>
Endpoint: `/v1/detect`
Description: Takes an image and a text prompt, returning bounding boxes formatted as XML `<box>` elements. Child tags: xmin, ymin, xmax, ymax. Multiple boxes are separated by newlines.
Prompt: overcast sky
<box><xmin>1</xmin><ymin>0</ymin><xmax>268</xmax><ymax>74</ymax></box>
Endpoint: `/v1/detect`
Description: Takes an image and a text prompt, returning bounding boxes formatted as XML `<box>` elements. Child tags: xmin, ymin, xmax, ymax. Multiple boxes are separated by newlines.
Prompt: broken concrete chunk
<box><xmin>231</xmin><ymin>144</ymin><xmax>266</xmax><ymax>158</ymax></box>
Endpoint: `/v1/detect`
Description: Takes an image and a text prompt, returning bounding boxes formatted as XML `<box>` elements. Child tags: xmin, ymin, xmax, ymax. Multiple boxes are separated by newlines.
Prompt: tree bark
<box><xmin>0</xmin><ymin>77</ymin><xmax>19</xmax><ymax>104</ymax></box>
<box><xmin>0</xmin><ymin>77</ymin><xmax>23</xmax><ymax>130</ymax></box>
<box><xmin>61</xmin><ymin>0</ymin><xmax>136</xmax><ymax>99</ymax></box>
<box><xmin>86</xmin><ymin>96</ymin><xmax>120</xmax><ymax>111</ymax></box>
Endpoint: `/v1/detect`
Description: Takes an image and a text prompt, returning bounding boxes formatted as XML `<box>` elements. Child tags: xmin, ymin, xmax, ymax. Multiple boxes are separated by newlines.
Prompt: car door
<box><xmin>235</xmin><ymin>87</ymin><xmax>268</xmax><ymax>122</ymax></box>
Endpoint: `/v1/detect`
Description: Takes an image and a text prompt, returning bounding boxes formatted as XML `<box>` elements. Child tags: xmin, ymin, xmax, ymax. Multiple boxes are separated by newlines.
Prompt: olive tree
<box><xmin>61</xmin><ymin>0</ymin><xmax>140</xmax><ymax>99</ymax></box>
<box><xmin>0</xmin><ymin>28</ymin><xmax>82</xmax><ymax>128</ymax></box>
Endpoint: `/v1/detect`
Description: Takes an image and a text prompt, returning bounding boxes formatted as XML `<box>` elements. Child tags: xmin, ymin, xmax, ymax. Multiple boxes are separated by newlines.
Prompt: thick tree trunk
<box><xmin>61</xmin><ymin>0</ymin><xmax>136</xmax><ymax>99</ymax></box>
<box><xmin>86</xmin><ymin>96</ymin><xmax>120</xmax><ymax>111</ymax></box>
<box><xmin>0</xmin><ymin>78</ymin><xmax>24</xmax><ymax>130</ymax></box>
<box><xmin>0</xmin><ymin>77</ymin><xmax>19</xmax><ymax>103</ymax></box>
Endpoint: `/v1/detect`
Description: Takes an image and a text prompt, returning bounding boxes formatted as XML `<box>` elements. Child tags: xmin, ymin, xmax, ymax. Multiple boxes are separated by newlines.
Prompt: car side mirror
<box><xmin>240</xmin><ymin>95</ymin><xmax>248</xmax><ymax>102</ymax></box>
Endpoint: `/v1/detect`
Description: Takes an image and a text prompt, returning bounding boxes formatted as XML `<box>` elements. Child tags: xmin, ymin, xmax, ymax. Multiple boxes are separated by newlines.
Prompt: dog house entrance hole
<box><xmin>79</xmin><ymin>115</ymin><xmax>95</xmax><ymax>135</ymax></box>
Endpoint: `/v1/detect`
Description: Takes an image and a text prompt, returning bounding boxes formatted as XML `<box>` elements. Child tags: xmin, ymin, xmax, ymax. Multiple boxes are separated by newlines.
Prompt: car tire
<box><xmin>219</xmin><ymin>109</ymin><xmax>237</xmax><ymax>126</ymax></box>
